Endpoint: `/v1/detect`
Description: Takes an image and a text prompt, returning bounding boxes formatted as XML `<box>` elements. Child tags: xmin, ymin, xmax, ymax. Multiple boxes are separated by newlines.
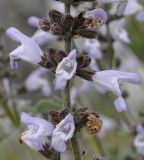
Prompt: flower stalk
<box><xmin>63</xmin><ymin>2</ymin><xmax>82</xmax><ymax>160</ymax></box>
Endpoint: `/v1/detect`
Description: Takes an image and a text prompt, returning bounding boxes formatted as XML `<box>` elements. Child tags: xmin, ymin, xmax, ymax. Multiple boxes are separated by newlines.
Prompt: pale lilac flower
<box><xmin>87</xmin><ymin>8</ymin><xmax>108</xmax><ymax>27</ymax></box>
<box><xmin>109</xmin><ymin>18</ymin><xmax>130</xmax><ymax>43</ymax></box>
<box><xmin>136</xmin><ymin>10</ymin><xmax>144</xmax><ymax>22</ymax></box>
<box><xmin>51</xmin><ymin>113</ymin><xmax>75</xmax><ymax>152</ymax></box>
<box><xmin>54</xmin><ymin>49</ymin><xmax>77</xmax><ymax>90</ymax></box>
<box><xmin>136</xmin><ymin>125</ymin><xmax>144</xmax><ymax>134</ymax></box>
<box><xmin>97</xmin><ymin>0</ymin><xmax>128</xmax><ymax>16</ymax></box>
<box><xmin>21</xmin><ymin>112</ymin><xmax>75</xmax><ymax>153</ymax></box>
<box><xmin>48</xmin><ymin>0</ymin><xmax>64</xmax><ymax>13</ymax></box>
<box><xmin>84</xmin><ymin>39</ymin><xmax>102</xmax><ymax>60</ymax></box>
<box><xmin>89</xmin><ymin>58</ymin><xmax>99</xmax><ymax>71</ymax></box>
<box><xmin>116</xmin><ymin>0</ymin><xmax>128</xmax><ymax>16</ymax></box>
<box><xmin>124</xmin><ymin>0</ymin><xmax>142</xmax><ymax>16</ymax></box>
<box><xmin>32</xmin><ymin>30</ymin><xmax>57</xmax><ymax>46</ymax></box>
<box><xmin>92</xmin><ymin>70</ymin><xmax>141</xmax><ymax>112</ymax></box>
<box><xmin>134</xmin><ymin>131</ymin><xmax>144</xmax><ymax>156</ymax></box>
<box><xmin>28</xmin><ymin>16</ymin><xmax>40</xmax><ymax>28</ymax></box>
<box><xmin>2</xmin><ymin>78</ymin><xmax>11</xmax><ymax>97</ymax></box>
<box><xmin>20</xmin><ymin>112</ymin><xmax>54</xmax><ymax>151</ymax></box>
<box><xmin>25</xmin><ymin>67</ymin><xmax>51</xmax><ymax>97</ymax></box>
<box><xmin>28</xmin><ymin>16</ymin><xmax>57</xmax><ymax>46</ymax></box>
<box><xmin>6</xmin><ymin>27</ymin><xmax>43</xmax><ymax>69</ymax></box>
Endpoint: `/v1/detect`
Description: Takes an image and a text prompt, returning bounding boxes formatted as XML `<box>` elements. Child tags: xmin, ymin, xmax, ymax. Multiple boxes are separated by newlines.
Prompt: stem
<box><xmin>63</xmin><ymin>81</ymin><xmax>71</xmax><ymax>108</ymax></box>
<box><xmin>65</xmin><ymin>2</ymin><xmax>70</xmax><ymax>15</ymax></box>
<box><xmin>0</xmin><ymin>100</ymin><xmax>18</xmax><ymax>127</ymax></box>
<box><xmin>63</xmin><ymin>2</ymin><xmax>82</xmax><ymax>160</ymax></box>
<box><xmin>95</xmin><ymin>136</ymin><xmax>106</xmax><ymax>156</ymax></box>
<box><xmin>106</xmin><ymin>24</ymin><xmax>115</xmax><ymax>69</ymax></box>
<box><xmin>70</xmin><ymin>134</ymin><xmax>82</xmax><ymax>160</ymax></box>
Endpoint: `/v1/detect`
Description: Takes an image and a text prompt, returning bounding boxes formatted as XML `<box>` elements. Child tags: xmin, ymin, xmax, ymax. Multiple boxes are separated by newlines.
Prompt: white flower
<box><xmin>25</xmin><ymin>67</ymin><xmax>51</xmax><ymax>97</ymax></box>
<box><xmin>54</xmin><ymin>49</ymin><xmax>77</xmax><ymax>90</ymax></box>
<box><xmin>20</xmin><ymin>112</ymin><xmax>54</xmax><ymax>151</ymax></box>
<box><xmin>51</xmin><ymin>113</ymin><xmax>75</xmax><ymax>152</ymax></box>
<box><xmin>84</xmin><ymin>39</ymin><xmax>102</xmax><ymax>60</ymax></box>
<box><xmin>6</xmin><ymin>27</ymin><xmax>44</xmax><ymax>69</ymax></box>
<box><xmin>92</xmin><ymin>70</ymin><xmax>141</xmax><ymax>112</ymax></box>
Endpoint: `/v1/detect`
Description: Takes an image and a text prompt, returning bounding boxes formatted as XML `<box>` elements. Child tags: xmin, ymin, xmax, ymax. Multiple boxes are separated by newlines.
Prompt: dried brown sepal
<box><xmin>77</xmin><ymin>29</ymin><xmax>97</xmax><ymax>38</ymax></box>
<box><xmin>85</xmin><ymin>114</ymin><xmax>103</xmax><ymax>135</ymax></box>
<box><xmin>50</xmin><ymin>24</ymin><xmax>64</xmax><ymax>36</ymax></box>
<box><xmin>76</xmin><ymin>69</ymin><xmax>95</xmax><ymax>81</ymax></box>
<box><xmin>39</xmin><ymin>48</ymin><xmax>67</xmax><ymax>69</ymax></box>
<box><xmin>72</xmin><ymin>12</ymin><xmax>86</xmax><ymax>30</ymax></box>
<box><xmin>75</xmin><ymin>112</ymin><xmax>89</xmax><ymax>131</ymax></box>
<box><xmin>84</xmin><ymin>18</ymin><xmax>104</xmax><ymax>30</ymax></box>
<box><xmin>38</xmin><ymin>55</ymin><xmax>52</xmax><ymax>69</ymax></box>
<box><xmin>49</xmin><ymin>111</ymin><xmax>60</xmax><ymax>125</ymax></box>
<box><xmin>39</xmin><ymin>19</ymin><xmax>51</xmax><ymax>32</ymax></box>
<box><xmin>39</xmin><ymin>143</ymin><xmax>59</xmax><ymax>159</ymax></box>
<box><xmin>18</xmin><ymin>86</ymin><xmax>28</xmax><ymax>94</ymax></box>
<box><xmin>77</xmin><ymin>55</ymin><xmax>91</xmax><ymax>69</ymax></box>
<box><xmin>49</xmin><ymin>10</ymin><xmax>63</xmax><ymax>26</ymax></box>
<box><xmin>59</xmin><ymin>108</ymin><xmax>70</xmax><ymax>121</ymax></box>
<box><xmin>47</xmin><ymin>48</ymin><xmax>59</xmax><ymax>68</ymax></box>
<box><xmin>62</xmin><ymin>15</ymin><xmax>75</xmax><ymax>31</ymax></box>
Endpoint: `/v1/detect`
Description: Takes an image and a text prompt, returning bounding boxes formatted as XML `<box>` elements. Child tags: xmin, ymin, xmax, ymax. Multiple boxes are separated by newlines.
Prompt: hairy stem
<box><xmin>63</xmin><ymin>2</ymin><xmax>82</xmax><ymax>160</ymax></box>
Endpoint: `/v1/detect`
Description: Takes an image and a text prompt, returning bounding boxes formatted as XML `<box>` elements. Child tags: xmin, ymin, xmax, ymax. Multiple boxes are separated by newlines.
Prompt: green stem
<box><xmin>106</xmin><ymin>24</ymin><xmax>115</xmax><ymax>69</ymax></box>
<box><xmin>70</xmin><ymin>134</ymin><xmax>82</xmax><ymax>160</ymax></box>
<box><xmin>63</xmin><ymin>81</ymin><xmax>71</xmax><ymax>108</ymax></box>
<box><xmin>0</xmin><ymin>100</ymin><xmax>18</xmax><ymax>127</ymax></box>
<box><xmin>94</xmin><ymin>136</ymin><xmax>106</xmax><ymax>156</ymax></box>
<box><xmin>63</xmin><ymin>2</ymin><xmax>82</xmax><ymax>160</ymax></box>
<box><xmin>65</xmin><ymin>2</ymin><xmax>70</xmax><ymax>15</ymax></box>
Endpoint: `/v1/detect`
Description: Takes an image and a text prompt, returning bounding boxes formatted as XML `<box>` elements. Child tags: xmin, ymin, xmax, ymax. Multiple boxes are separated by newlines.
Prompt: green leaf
<box><xmin>35</xmin><ymin>99</ymin><xmax>62</xmax><ymax>113</ymax></box>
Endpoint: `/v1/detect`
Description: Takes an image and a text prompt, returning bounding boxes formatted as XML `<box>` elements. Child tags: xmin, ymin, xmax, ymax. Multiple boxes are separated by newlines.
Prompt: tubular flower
<box><xmin>84</xmin><ymin>39</ymin><xmax>102</xmax><ymax>60</ymax></box>
<box><xmin>20</xmin><ymin>112</ymin><xmax>75</xmax><ymax>154</ymax></box>
<box><xmin>86</xmin><ymin>8</ymin><xmax>108</xmax><ymax>29</ymax></box>
<box><xmin>124</xmin><ymin>0</ymin><xmax>142</xmax><ymax>16</ymax></box>
<box><xmin>54</xmin><ymin>49</ymin><xmax>77</xmax><ymax>90</ymax></box>
<box><xmin>109</xmin><ymin>18</ymin><xmax>130</xmax><ymax>43</ymax></box>
<box><xmin>20</xmin><ymin>112</ymin><xmax>54</xmax><ymax>151</ymax></box>
<box><xmin>92</xmin><ymin>70</ymin><xmax>141</xmax><ymax>112</ymax></box>
<box><xmin>25</xmin><ymin>67</ymin><xmax>51</xmax><ymax>97</ymax></box>
<box><xmin>134</xmin><ymin>131</ymin><xmax>144</xmax><ymax>156</ymax></box>
<box><xmin>6</xmin><ymin>27</ymin><xmax>44</xmax><ymax>69</ymax></box>
<box><xmin>28</xmin><ymin>16</ymin><xmax>57</xmax><ymax>46</ymax></box>
<box><xmin>51</xmin><ymin>113</ymin><xmax>75</xmax><ymax>152</ymax></box>
<box><xmin>116</xmin><ymin>0</ymin><xmax>128</xmax><ymax>16</ymax></box>
<box><xmin>97</xmin><ymin>0</ymin><xmax>128</xmax><ymax>16</ymax></box>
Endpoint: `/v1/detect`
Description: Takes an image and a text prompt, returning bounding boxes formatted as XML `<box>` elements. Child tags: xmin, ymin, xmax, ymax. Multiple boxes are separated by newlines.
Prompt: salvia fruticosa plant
<box><xmin>1</xmin><ymin>0</ymin><xmax>144</xmax><ymax>159</ymax></box>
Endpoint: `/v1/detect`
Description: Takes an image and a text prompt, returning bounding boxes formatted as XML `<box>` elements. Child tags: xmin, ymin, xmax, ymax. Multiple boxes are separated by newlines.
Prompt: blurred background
<box><xmin>0</xmin><ymin>0</ymin><xmax>144</xmax><ymax>160</ymax></box>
